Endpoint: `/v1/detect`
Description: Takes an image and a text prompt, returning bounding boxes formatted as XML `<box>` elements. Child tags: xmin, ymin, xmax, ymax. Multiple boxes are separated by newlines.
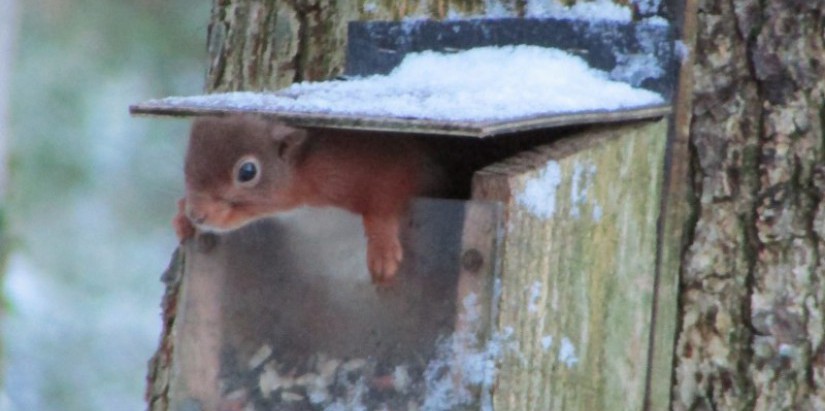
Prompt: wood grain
<box><xmin>473</xmin><ymin>120</ymin><xmax>670</xmax><ymax>411</ymax></box>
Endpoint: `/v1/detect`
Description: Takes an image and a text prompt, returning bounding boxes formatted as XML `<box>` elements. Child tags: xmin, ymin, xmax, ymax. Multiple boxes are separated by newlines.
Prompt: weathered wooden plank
<box><xmin>643</xmin><ymin>0</ymin><xmax>700</xmax><ymax>408</ymax></box>
<box><xmin>454</xmin><ymin>198</ymin><xmax>504</xmax><ymax>409</ymax></box>
<box><xmin>473</xmin><ymin>119</ymin><xmax>669</xmax><ymax>411</ymax></box>
<box><xmin>171</xmin><ymin>234</ymin><xmax>231</xmax><ymax>411</ymax></box>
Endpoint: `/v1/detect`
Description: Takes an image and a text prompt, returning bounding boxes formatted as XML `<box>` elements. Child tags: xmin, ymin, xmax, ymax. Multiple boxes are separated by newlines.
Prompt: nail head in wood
<box><xmin>462</xmin><ymin>248</ymin><xmax>484</xmax><ymax>273</ymax></box>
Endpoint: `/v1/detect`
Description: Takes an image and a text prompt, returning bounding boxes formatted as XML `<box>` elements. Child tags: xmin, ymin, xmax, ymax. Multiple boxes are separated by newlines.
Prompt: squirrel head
<box><xmin>182</xmin><ymin>115</ymin><xmax>307</xmax><ymax>232</ymax></box>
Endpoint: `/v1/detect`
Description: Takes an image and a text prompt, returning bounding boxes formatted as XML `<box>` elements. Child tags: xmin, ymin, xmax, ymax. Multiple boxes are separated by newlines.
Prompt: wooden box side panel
<box><xmin>473</xmin><ymin>120</ymin><xmax>668</xmax><ymax>411</ymax></box>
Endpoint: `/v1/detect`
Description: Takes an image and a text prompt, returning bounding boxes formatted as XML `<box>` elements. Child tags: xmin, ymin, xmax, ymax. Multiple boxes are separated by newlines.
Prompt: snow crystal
<box><xmin>146</xmin><ymin>46</ymin><xmax>663</xmax><ymax>124</ymax></box>
<box><xmin>517</xmin><ymin>160</ymin><xmax>562</xmax><ymax>220</ymax></box>
<box><xmin>526</xmin><ymin>0</ymin><xmax>633</xmax><ymax>22</ymax></box>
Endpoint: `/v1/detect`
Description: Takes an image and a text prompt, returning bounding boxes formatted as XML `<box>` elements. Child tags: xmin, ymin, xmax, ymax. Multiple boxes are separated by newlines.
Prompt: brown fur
<box><xmin>174</xmin><ymin>115</ymin><xmax>433</xmax><ymax>284</ymax></box>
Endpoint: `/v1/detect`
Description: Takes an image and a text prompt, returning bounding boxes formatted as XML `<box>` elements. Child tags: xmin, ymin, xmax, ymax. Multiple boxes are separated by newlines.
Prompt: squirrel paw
<box><xmin>173</xmin><ymin>198</ymin><xmax>196</xmax><ymax>241</ymax></box>
<box><xmin>173</xmin><ymin>212</ymin><xmax>196</xmax><ymax>241</ymax></box>
<box><xmin>367</xmin><ymin>237</ymin><xmax>403</xmax><ymax>286</ymax></box>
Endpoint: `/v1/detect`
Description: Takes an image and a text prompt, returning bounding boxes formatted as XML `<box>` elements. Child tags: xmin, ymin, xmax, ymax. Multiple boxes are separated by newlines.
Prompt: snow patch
<box><xmin>610</xmin><ymin>53</ymin><xmax>665</xmax><ymax>87</ymax></box>
<box><xmin>517</xmin><ymin>161</ymin><xmax>562</xmax><ymax>220</ymax></box>
<box><xmin>609</xmin><ymin>20</ymin><xmax>671</xmax><ymax>88</ymax></box>
<box><xmin>541</xmin><ymin>336</ymin><xmax>554</xmax><ymax>351</ymax></box>
<box><xmin>526</xmin><ymin>0</ymin><xmax>632</xmax><ymax>22</ymax></box>
<box><xmin>362</xmin><ymin>2</ymin><xmax>378</xmax><ymax>13</ymax></box>
<box><xmin>674</xmin><ymin>39</ymin><xmax>690</xmax><ymax>62</ymax></box>
<box><xmin>592</xmin><ymin>204</ymin><xmax>603</xmax><ymax>222</ymax></box>
<box><xmin>559</xmin><ymin>337</ymin><xmax>579</xmax><ymax>367</ymax></box>
<box><xmin>570</xmin><ymin>163</ymin><xmax>595</xmax><ymax>218</ymax></box>
<box><xmin>421</xmin><ymin>292</ymin><xmax>516</xmax><ymax>410</ymax></box>
<box><xmin>418</xmin><ymin>293</ymin><xmax>518</xmax><ymax>409</ymax></box>
<box><xmin>147</xmin><ymin>46</ymin><xmax>663</xmax><ymax>123</ymax></box>
<box><xmin>643</xmin><ymin>15</ymin><xmax>669</xmax><ymax>26</ymax></box>
<box><xmin>527</xmin><ymin>281</ymin><xmax>543</xmax><ymax>313</ymax></box>
<box><xmin>632</xmin><ymin>0</ymin><xmax>662</xmax><ymax>15</ymax></box>
<box><xmin>483</xmin><ymin>0</ymin><xmax>512</xmax><ymax>17</ymax></box>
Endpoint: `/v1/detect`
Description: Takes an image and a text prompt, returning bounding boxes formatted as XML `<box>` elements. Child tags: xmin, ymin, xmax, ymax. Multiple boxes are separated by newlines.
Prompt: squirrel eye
<box><xmin>234</xmin><ymin>157</ymin><xmax>261</xmax><ymax>187</ymax></box>
<box><xmin>238</xmin><ymin>162</ymin><xmax>257</xmax><ymax>182</ymax></box>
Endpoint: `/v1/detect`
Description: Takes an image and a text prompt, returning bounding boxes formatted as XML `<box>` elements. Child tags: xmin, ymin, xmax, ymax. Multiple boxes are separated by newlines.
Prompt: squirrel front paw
<box><xmin>363</xmin><ymin>213</ymin><xmax>404</xmax><ymax>285</ymax></box>
<box><xmin>367</xmin><ymin>236</ymin><xmax>403</xmax><ymax>285</ymax></box>
<box><xmin>173</xmin><ymin>198</ymin><xmax>196</xmax><ymax>241</ymax></box>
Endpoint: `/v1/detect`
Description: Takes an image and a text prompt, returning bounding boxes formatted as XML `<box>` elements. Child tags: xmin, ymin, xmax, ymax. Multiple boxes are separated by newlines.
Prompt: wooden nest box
<box><xmin>133</xmin><ymin>17</ymin><xmax>678</xmax><ymax>411</ymax></box>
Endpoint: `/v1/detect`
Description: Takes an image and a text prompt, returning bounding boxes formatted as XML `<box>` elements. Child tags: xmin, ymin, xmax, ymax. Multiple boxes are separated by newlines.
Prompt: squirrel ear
<box><xmin>271</xmin><ymin>123</ymin><xmax>308</xmax><ymax>161</ymax></box>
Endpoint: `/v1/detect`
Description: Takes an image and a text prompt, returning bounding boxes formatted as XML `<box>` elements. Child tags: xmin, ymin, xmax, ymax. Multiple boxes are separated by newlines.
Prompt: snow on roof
<box><xmin>525</xmin><ymin>0</ymin><xmax>633</xmax><ymax>21</ymax></box>
<box><xmin>139</xmin><ymin>45</ymin><xmax>664</xmax><ymax>125</ymax></box>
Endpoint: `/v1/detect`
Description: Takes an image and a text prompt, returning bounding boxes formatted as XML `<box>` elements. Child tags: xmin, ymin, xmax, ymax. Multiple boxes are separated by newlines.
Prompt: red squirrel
<box><xmin>173</xmin><ymin>115</ymin><xmax>434</xmax><ymax>284</ymax></box>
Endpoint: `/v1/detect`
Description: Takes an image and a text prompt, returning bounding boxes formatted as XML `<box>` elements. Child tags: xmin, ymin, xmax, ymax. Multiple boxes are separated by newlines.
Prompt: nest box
<box><xmin>132</xmin><ymin>17</ymin><xmax>678</xmax><ymax>411</ymax></box>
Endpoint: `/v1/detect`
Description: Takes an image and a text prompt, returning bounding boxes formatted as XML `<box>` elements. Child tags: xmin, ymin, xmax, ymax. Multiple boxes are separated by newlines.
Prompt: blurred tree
<box><xmin>0</xmin><ymin>0</ymin><xmax>19</xmax><ymax>278</ymax></box>
<box><xmin>0</xmin><ymin>3</ymin><xmax>20</xmax><ymax>405</ymax></box>
<box><xmin>4</xmin><ymin>1</ymin><xmax>208</xmax><ymax>410</ymax></box>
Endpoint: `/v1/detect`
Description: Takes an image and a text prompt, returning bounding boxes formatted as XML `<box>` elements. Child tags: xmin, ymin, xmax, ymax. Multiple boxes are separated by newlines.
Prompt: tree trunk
<box><xmin>0</xmin><ymin>0</ymin><xmax>19</xmax><ymax>294</ymax></box>
<box><xmin>673</xmin><ymin>1</ymin><xmax>825</xmax><ymax>410</ymax></box>
<box><xmin>203</xmin><ymin>0</ymin><xmax>503</xmax><ymax>92</ymax></box>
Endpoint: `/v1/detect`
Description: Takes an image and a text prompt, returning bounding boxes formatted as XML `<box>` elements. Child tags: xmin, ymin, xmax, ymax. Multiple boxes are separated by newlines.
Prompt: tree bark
<box><xmin>203</xmin><ymin>0</ymin><xmax>504</xmax><ymax>92</ymax></box>
<box><xmin>673</xmin><ymin>1</ymin><xmax>825</xmax><ymax>410</ymax></box>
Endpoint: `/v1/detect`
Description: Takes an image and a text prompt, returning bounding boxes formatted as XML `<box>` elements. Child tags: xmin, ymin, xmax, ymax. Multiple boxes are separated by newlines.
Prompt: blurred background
<box><xmin>0</xmin><ymin>1</ymin><xmax>209</xmax><ymax>409</ymax></box>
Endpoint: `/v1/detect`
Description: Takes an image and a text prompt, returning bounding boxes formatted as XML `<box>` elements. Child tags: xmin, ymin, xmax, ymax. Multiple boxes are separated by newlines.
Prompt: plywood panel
<box><xmin>473</xmin><ymin>120</ymin><xmax>670</xmax><ymax>411</ymax></box>
<box><xmin>129</xmin><ymin>100</ymin><xmax>670</xmax><ymax>138</ymax></box>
